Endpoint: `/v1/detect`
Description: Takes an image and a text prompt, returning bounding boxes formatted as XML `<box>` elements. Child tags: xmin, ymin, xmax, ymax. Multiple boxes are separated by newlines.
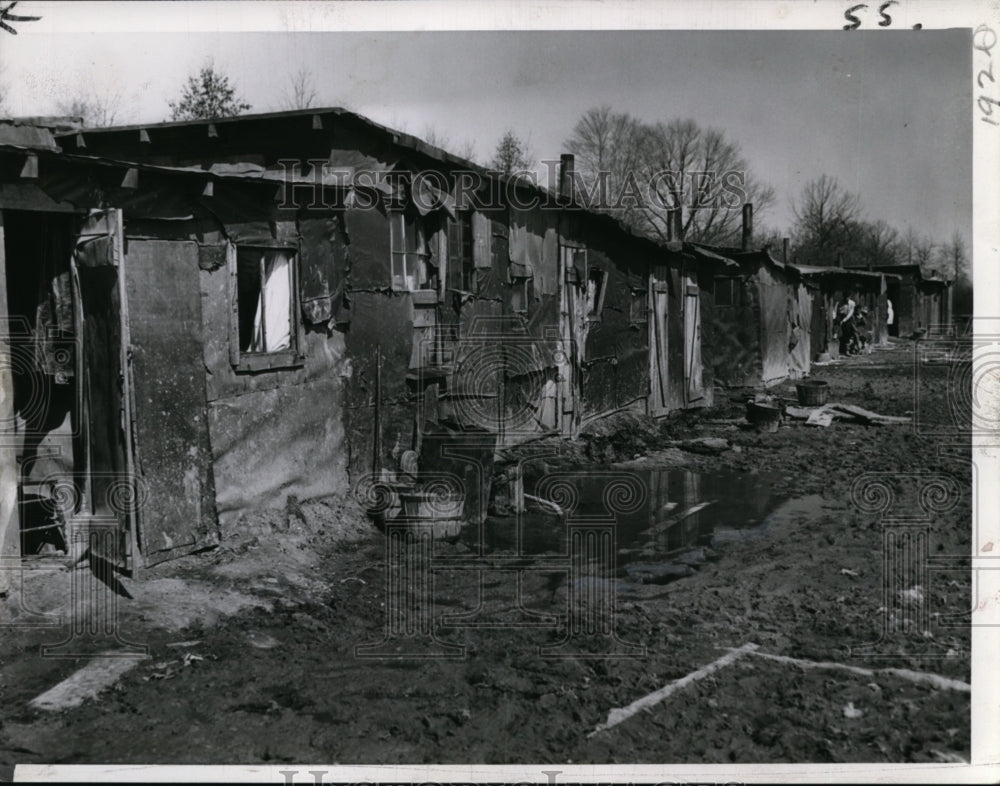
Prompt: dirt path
<box><xmin>0</xmin><ymin>342</ymin><xmax>972</xmax><ymax>770</ymax></box>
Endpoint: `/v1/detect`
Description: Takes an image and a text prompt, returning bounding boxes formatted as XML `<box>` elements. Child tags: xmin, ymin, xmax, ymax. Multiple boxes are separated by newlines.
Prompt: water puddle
<box><xmin>463</xmin><ymin>468</ymin><xmax>784</xmax><ymax>587</ymax></box>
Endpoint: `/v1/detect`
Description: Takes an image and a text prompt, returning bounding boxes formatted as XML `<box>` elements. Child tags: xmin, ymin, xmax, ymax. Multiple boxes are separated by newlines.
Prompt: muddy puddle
<box><xmin>461</xmin><ymin>468</ymin><xmax>784</xmax><ymax>587</ymax></box>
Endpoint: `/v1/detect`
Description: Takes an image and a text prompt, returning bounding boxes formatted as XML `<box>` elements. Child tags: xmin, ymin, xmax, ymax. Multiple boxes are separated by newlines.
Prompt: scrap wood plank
<box><xmin>728</xmin><ymin>647</ymin><xmax>970</xmax><ymax>692</ymax></box>
<box><xmin>830</xmin><ymin>403</ymin><xmax>911</xmax><ymax>424</ymax></box>
<box><xmin>29</xmin><ymin>653</ymin><xmax>147</xmax><ymax>711</ymax></box>
<box><xmin>588</xmin><ymin>643</ymin><xmax>759</xmax><ymax>737</ymax></box>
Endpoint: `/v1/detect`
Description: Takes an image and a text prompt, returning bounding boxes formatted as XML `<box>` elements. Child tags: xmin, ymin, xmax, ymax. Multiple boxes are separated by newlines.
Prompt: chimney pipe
<box><xmin>782</xmin><ymin>237</ymin><xmax>790</xmax><ymax>264</ymax></box>
<box><xmin>670</xmin><ymin>208</ymin><xmax>683</xmax><ymax>242</ymax></box>
<box><xmin>558</xmin><ymin>154</ymin><xmax>575</xmax><ymax>204</ymax></box>
<box><xmin>741</xmin><ymin>203</ymin><xmax>754</xmax><ymax>252</ymax></box>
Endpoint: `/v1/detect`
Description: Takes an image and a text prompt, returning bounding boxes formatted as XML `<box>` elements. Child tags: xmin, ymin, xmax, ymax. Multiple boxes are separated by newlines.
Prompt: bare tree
<box><xmin>282</xmin><ymin>68</ymin><xmax>317</xmax><ymax>111</ymax></box>
<box><xmin>419</xmin><ymin>126</ymin><xmax>478</xmax><ymax>163</ymax></box>
<box><xmin>791</xmin><ymin>175</ymin><xmax>862</xmax><ymax>265</ymax></box>
<box><xmin>895</xmin><ymin>226</ymin><xmax>936</xmax><ymax>270</ymax></box>
<box><xmin>420</xmin><ymin>125</ymin><xmax>451</xmax><ymax>150</ymax></box>
<box><xmin>860</xmin><ymin>218</ymin><xmax>900</xmax><ymax>265</ymax></box>
<box><xmin>564</xmin><ymin>106</ymin><xmax>650</xmax><ymax>229</ymax></box>
<box><xmin>56</xmin><ymin>86</ymin><xmax>125</xmax><ymax>128</ymax></box>
<box><xmin>936</xmin><ymin>231</ymin><xmax>967</xmax><ymax>279</ymax></box>
<box><xmin>455</xmin><ymin>139</ymin><xmax>478</xmax><ymax>163</ymax></box>
<box><xmin>565</xmin><ymin>109</ymin><xmax>775</xmax><ymax>245</ymax></box>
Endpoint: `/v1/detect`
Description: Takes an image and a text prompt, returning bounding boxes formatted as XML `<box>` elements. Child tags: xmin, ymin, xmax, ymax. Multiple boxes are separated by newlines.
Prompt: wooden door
<box><xmin>683</xmin><ymin>270</ymin><xmax>704</xmax><ymax>403</ymax></box>
<box><xmin>649</xmin><ymin>264</ymin><xmax>670</xmax><ymax>416</ymax></box>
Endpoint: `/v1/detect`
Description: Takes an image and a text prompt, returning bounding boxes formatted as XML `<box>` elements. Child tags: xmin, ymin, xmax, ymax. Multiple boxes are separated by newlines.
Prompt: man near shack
<box><xmin>835</xmin><ymin>292</ymin><xmax>857</xmax><ymax>355</ymax></box>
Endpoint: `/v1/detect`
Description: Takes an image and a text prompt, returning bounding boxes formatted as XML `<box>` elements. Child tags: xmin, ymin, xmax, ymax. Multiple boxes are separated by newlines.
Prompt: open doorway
<box><xmin>3</xmin><ymin>210</ymin><xmax>81</xmax><ymax>557</ymax></box>
<box><xmin>3</xmin><ymin>209</ymin><xmax>128</xmax><ymax>565</ymax></box>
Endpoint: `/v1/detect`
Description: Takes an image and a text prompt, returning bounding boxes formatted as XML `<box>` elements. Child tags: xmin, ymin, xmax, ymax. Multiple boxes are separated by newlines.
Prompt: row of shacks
<box><xmin>0</xmin><ymin>109</ymin><xmax>954</xmax><ymax>571</ymax></box>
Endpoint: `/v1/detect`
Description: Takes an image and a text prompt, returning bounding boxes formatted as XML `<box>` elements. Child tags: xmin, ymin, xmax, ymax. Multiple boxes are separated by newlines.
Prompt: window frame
<box><xmin>389</xmin><ymin>209</ymin><xmax>433</xmax><ymax>293</ymax></box>
<box><xmin>446</xmin><ymin>209</ymin><xmax>476</xmax><ymax>295</ymax></box>
<box><xmin>586</xmin><ymin>265</ymin><xmax>609</xmax><ymax>322</ymax></box>
<box><xmin>629</xmin><ymin>287</ymin><xmax>649</xmax><ymax>326</ymax></box>
<box><xmin>713</xmin><ymin>276</ymin><xmax>741</xmax><ymax>308</ymax></box>
<box><xmin>227</xmin><ymin>242</ymin><xmax>304</xmax><ymax>373</ymax></box>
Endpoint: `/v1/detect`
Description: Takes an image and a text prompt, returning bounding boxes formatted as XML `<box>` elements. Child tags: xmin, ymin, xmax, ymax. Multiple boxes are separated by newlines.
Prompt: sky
<box><xmin>0</xmin><ymin>21</ymin><xmax>972</xmax><ymax>244</ymax></box>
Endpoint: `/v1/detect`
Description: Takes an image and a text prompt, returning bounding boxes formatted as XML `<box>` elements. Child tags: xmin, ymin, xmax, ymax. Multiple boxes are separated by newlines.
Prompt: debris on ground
<box><xmin>676</xmin><ymin>437</ymin><xmax>730</xmax><ymax>455</ymax></box>
<box><xmin>784</xmin><ymin>401</ymin><xmax>911</xmax><ymax>427</ymax></box>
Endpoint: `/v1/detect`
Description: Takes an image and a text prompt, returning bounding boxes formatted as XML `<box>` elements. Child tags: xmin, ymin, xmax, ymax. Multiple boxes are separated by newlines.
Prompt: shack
<box><xmin>0</xmin><ymin>127</ymin><xmax>357</xmax><ymax>576</ymax></box>
<box><xmin>58</xmin><ymin>109</ymin><xmax>721</xmax><ymax>450</ymax></box>
<box><xmin>847</xmin><ymin>263</ymin><xmax>953</xmax><ymax>337</ymax></box>
<box><xmin>789</xmin><ymin>264</ymin><xmax>897</xmax><ymax>356</ymax></box>
<box><xmin>0</xmin><ymin>109</ymin><xmax>731</xmax><ymax>572</ymax></box>
<box><xmin>700</xmin><ymin>244</ymin><xmax>811</xmax><ymax>389</ymax></box>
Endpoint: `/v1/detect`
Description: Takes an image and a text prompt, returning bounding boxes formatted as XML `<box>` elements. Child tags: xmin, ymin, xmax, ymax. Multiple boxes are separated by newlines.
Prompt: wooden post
<box><xmin>782</xmin><ymin>238</ymin><xmax>790</xmax><ymax>265</ymax></box>
<box><xmin>112</xmin><ymin>209</ymin><xmax>142</xmax><ymax>576</ymax></box>
<box><xmin>0</xmin><ymin>211</ymin><xmax>20</xmax><ymax>592</ymax></box>
<box><xmin>372</xmin><ymin>344</ymin><xmax>382</xmax><ymax>479</ymax></box>
<box><xmin>741</xmin><ymin>204</ymin><xmax>753</xmax><ymax>252</ymax></box>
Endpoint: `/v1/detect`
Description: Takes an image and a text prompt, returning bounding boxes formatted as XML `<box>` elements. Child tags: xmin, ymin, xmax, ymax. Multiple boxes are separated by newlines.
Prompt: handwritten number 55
<box><xmin>844</xmin><ymin>2</ymin><xmax>915</xmax><ymax>30</ymax></box>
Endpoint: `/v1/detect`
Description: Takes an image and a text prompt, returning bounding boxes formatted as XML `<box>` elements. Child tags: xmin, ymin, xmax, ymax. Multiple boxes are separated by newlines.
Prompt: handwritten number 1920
<box><xmin>844</xmin><ymin>1</ymin><xmax>922</xmax><ymax>30</ymax></box>
<box><xmin>975</xmin><ymin>25</ymin><xmax>999</xmax><ymax>126</ymax></box>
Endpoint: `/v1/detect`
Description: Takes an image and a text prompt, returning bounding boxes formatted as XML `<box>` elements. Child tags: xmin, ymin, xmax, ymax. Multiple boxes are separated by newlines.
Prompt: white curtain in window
<box><xmin>251</xmin><ymin>251</ymin><xmax>292</xmax><ymax>352</ymax></box>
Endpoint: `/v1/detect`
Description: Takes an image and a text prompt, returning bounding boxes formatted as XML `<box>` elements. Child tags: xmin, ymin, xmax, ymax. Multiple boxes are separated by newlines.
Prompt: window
<box><xmin>629</xmin><ymin>289</ymin><xmax>648</xmax><ymax>325</ymax></box>
<box><xmin>714</xmin><ymin>277</ymin><xmax>740</xmax><ymax>308</ymax></box>
<box><xmin>390</xmin><ymin>210</ymin><xmax>431</xmax><ymax>292</ymax></box>
<box><xmin>586</xmin><ymin>267</ymin><xmax>608</xmax><ymax>320</ymax></box>
<box><xmin>446</xmin><ymin>210</ymin><xmax>475</xmax><ymax>293</ymax></box>
<box><xmin>231</xmin><ymin>245</ymin><xmax>300</xmax><ymax>371</ymax></box>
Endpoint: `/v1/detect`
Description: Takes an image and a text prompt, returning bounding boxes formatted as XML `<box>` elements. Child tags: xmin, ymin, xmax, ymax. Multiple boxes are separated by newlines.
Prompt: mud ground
<box><xmin>0</xmin><ymin>341</ymin><xmax>973</xmax><ymax>772</ymax></box>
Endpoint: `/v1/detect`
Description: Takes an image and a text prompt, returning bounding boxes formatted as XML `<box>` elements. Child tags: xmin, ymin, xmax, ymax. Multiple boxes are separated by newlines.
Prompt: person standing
<box><xmin>836</xmin><ymin>292</ymin><xmax>856</xmax><ymax>355</ymax></box>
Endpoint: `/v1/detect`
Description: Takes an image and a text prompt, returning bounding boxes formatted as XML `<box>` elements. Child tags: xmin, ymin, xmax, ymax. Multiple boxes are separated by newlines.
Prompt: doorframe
<box><xmin>0</xmin><ymin>206</ymin><xmax>140</xmax><ymax>572</ymax></box>
<box><xmin>682</xmin><ymin>263</ymin><xmax>705</xmax><ymax>405</ymax></box>
<box><xmin>648</xmin><ymin>262</ymin><xmax>670</xmax><ymax>417</ymax></box>
<box><xmin>0</xmin><ymin>210</ymin><xmax>19</xmax><ymax>583</ymax></box>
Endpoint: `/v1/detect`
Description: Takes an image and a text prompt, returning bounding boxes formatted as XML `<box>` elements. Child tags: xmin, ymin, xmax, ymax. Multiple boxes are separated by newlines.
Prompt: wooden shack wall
<box><xmin>703</xmin><ymin>269</ymin><xmax>763</xmax><ymax>388</ymax></box>
<box><xmin>576</xmin><ymin>228</ymin><xmax>651</xmax><ymax>422</ymax></box>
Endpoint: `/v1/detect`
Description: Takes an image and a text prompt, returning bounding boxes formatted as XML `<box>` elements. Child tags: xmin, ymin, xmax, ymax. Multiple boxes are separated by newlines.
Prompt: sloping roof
<box><xmin>790</xmin><ymin>263</ymin><xmax>900</xmax><ymax>281</ymax></box>
<box><xmin>845</xmin><ymin>262</ymin><xmax>950</xmax><ymax>284</ymax></box>
<box><xmin>0</xmin><ymin>119</ymin><xmax>60</xmax><ymax>151</ymax></box>
<box><xmin>53</xmin><ymin>107</ymin><xmax>739</xmax><ymax>264</ymax></box>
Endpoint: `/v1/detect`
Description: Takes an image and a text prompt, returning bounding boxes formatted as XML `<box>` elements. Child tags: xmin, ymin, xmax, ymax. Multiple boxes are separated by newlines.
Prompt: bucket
<box><xmin>795</xmin><ymin>379</ymin><xmax>829</xmax><ymax>406</ymax></box>
<box><xmin>746</xmin><ymin>401</ymin><xmax>782</xmax><ymax>432</ymax></box>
